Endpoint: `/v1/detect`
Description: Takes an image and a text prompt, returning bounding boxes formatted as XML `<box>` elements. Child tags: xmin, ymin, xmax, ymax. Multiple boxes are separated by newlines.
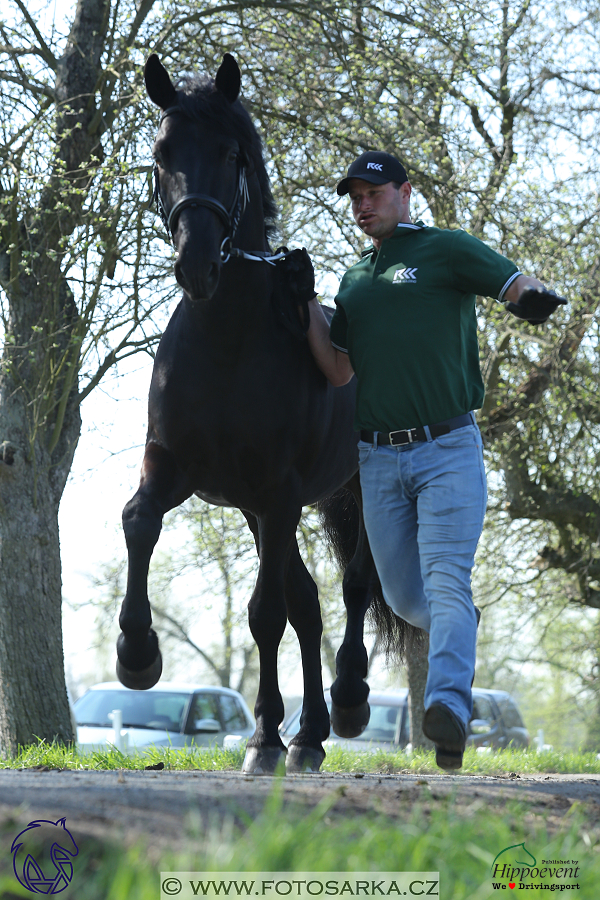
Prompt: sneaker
<box><xmin>422</xmin><ymin>702</ymin><xmax>466</xmax><ymax>770</ymax></box>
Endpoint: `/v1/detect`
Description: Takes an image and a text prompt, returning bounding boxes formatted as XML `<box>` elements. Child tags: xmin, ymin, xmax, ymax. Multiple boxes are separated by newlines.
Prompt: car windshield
<box><xmin>286</xmin><ymin>701</ymin><xmax>404</xmax><ymax>743</ymax></box>
<box><xmin>73</xmin><ymin>690</ymin><xmax>190</xmax><ymax>732</ymax></box>
<box><xmin>356</xmin><ymin>703</ymin><xmax>403</xmax><ymax>742</ymax></box>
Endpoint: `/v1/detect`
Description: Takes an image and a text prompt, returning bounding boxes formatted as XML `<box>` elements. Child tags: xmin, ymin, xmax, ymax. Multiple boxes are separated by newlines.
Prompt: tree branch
<box><xmin>11</xmin><ymin>0</ymin><xmax>58</xmax><ymax>71</ymax></box>
<box><xmin>0</xmin><ymin>68</ymin><xmax>54</xmax><ymax>98</ymax></box>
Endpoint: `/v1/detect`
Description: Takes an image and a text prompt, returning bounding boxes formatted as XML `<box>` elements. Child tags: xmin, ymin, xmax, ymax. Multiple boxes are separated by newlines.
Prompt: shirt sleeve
<box><xmin>450</xmin><ymin>230</ymin><xmax>521</xmax><ymax>301</ymax></box>
<box><xmin>329</xmin><ymin>301</ymin><xmax>349</xmax><ymax>353</ymax></box>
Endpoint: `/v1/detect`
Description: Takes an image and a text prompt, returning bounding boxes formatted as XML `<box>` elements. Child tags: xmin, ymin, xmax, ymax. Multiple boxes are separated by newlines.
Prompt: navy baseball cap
<box><xmin>337</xmin><ymin>151</ymin><xmax>408</xmax><ymax>196</ymax></box>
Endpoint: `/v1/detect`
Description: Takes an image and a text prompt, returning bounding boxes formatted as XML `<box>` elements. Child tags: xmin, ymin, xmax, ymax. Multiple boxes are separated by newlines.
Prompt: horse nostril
<box><xmin>206</xmin><ymin>262</ymin><xmax>220</xmax><ymax>294</ymax></box>
<box><xmin>175</xmin><ymin>255</ymin><xmax>220</xmax><ymax>300</ymax></box>
<box><xmin>174</xmin><ymin>260</ymin><xmax>189</xmax><ymax>291</ymax></box>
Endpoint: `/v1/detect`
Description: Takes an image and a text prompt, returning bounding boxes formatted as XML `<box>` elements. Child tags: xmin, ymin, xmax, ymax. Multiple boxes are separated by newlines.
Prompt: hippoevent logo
<box><xmin>11</xmin><ymin>817</ymin><xmax>79</xmax><ymax>894</ymax></box>
<box><xmin>491</xmin><ymin>842</ymin><xmax>580</xmax><ymax>891</ymax></box>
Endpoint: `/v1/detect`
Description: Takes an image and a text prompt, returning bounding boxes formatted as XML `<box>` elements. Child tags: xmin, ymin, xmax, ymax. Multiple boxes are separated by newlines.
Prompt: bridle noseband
<box><xmin>152</xmin><ymin>106</ymin><xmax>284</xmax><ymax>265</ymax></box>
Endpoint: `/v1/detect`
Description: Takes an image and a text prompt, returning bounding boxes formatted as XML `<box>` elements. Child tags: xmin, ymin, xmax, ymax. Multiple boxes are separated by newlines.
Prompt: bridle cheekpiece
<box><xmin>152</xmin><ymin>106</ymin><xmax>285</xmax><ymax>265</ymax></box>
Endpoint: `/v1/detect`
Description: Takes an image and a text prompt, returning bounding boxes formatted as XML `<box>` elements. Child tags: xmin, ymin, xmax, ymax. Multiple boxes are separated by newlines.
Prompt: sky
<box><xmin>58</xmin><ymin>354</ymin><xmax>154</xmax><ymax>695</ymax></box>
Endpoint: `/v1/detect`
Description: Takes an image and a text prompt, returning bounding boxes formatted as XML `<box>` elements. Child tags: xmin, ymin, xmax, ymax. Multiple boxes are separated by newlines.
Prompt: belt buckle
<box><xmin>389</xmin><ymin>429</ymin><xmax>412</xmax><ymax>446</ymax></box>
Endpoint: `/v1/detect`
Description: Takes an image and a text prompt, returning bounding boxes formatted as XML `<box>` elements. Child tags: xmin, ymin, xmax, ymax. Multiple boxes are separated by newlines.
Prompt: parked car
<box><xmin>280</xmin><ymin>690</ymin><xmax>410</xmax><ymax>753</ymax></box>
<box><xmin>280</xmin><ymin>688</ymin><xmax>529</xmax><ymax>752</ymax></box>
<box><xmin>73</xmin><ymin>682</ymin><xmax>254</xmax><ymax>753</ymax></box>
<box><xmin>469</xmin><ymin>689</ymin><xmax>529</xmax><ymax>750</ymax></box>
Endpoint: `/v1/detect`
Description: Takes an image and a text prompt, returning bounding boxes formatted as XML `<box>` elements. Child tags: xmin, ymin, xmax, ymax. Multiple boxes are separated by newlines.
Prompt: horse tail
<box><xmin>316</xmin><ymin>488</ymin><xmax>408</xmax><ymax>662</ymax></box>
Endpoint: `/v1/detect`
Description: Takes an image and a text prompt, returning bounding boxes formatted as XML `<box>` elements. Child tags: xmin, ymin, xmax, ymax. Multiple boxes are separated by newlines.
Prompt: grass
<box><xmin>2</xmin><ymin>743</ymin><xmax>600</xmax><ymax>898</ymax></box>
<box><xmin>2</xmin><ymin>740</ymin><xmax>600</xmax><ymax>775</ymax></box>
<box><xmin>1</xmin><ymin>783</ymin><xmax>598</xmax><ymax>899</ymax></box>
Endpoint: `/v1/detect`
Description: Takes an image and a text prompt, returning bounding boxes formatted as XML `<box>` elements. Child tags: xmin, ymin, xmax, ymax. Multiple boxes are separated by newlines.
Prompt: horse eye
<box><xmin>153</xmin><ymin>146</ymin><xmax>166</xmax><ymax>168</ymax></box>
<box><xmin>228</xmin><ymin>149</ymin><xmax>239</xmax><ymax>164</ymax></box>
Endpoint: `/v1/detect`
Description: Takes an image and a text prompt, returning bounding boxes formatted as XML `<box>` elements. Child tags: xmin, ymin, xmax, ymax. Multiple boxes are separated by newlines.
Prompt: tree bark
<box><xmin>0</xmin><ymin>400</ymin><xmax>79</xmax><ymax>754</ymax></box>
<box><xmin>406</xmin><ymin>628</ymin><xmax>434</xmax><ymax>750</ymax></box>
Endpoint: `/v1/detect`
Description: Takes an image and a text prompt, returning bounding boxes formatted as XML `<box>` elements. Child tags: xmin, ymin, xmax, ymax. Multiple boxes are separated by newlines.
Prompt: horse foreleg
<box><xmin>117</xmin><ymin>441</ymin><xmax>191</xmax><ymax>690</ymax></box>
<box><xmin>284</xmin><ymin>542</ymin><xmax>329</xmax><ymax>774</ymax></box>
<box><xmin>241</xmin><ymin>498</ymin><xmax>299</xmax><ymax>775</ymax></box>
<box><xmin>329</xmin><ymin>478</ymin><xmax>374</xmax><ymax>738</ymax></box>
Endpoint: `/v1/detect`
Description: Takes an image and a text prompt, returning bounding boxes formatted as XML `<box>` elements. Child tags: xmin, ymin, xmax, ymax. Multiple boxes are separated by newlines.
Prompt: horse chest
<box><xmin>151</xmin><ymin>338</ymin><xmax>317</xmax><ymax>449</ymax></box>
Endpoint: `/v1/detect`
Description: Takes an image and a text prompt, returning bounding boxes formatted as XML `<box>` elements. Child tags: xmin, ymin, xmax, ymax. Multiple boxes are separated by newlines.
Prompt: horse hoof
<box><xmin>242</xmin><ymin>746</ymin><xmax>286</xmax><ymax>776</ymax></box>
<box><xmin>286</xmin><ymin>745</ymin><xmax>325</xmax><ymax>774</ymax></box>
<box><xmin>330</xmin><ymin>700</ymin><xmax>370</xmax><ymax>738</ymax></box>
<box><xmin>116</xmin><ymin>652</ymin><xmax>163</xmax><ymax>690</ymax></box>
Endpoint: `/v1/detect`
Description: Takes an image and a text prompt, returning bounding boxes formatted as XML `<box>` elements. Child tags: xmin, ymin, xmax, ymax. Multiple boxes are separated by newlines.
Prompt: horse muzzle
<box><xmin>174</xmin><ymin>246</ymin><xmax>221</xmax><ymax>300</ymax></box>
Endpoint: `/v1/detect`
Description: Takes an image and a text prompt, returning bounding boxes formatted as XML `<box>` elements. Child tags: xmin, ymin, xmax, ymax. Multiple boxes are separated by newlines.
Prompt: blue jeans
<box><xmin>358</xmin><ymin>423</ymin><xmax>487</xmax><ymax>727</ymax></box>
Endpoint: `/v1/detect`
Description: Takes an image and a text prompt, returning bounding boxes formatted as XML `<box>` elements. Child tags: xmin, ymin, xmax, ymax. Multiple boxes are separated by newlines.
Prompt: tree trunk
<box><xmin>0</xmin><ymin>0</ymin><xmax>108</xmax><ymax>754</ymax></box>
<box><xmin>0</xmin><ymin>374</ymin><xmax>80</xmax><ymax>754</ymax></box>
<box><xmin>406</xmin><ymin>629</ymin><xmax>434</xmax><ymax>750</ymax></box>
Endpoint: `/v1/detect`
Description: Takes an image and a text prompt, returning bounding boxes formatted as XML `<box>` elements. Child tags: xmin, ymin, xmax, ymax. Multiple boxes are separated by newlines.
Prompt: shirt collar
<box><xmin>361</xmin><ymin>221</ymin><xmax>426</xmax><ymax>257</ymax></box>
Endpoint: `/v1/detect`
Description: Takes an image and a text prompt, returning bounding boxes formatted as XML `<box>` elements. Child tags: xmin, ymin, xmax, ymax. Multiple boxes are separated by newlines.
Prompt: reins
<box><xmin>153</xmin><ymin>106</ymin><xmax>287</xmax><ymax>266</ymax></box>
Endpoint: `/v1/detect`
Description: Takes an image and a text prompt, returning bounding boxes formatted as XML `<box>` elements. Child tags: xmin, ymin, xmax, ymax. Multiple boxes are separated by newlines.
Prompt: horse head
<box><xmin>145</xmin><ymin>53</ymin><xmax>273</xmax><ymax>302</ymax></box>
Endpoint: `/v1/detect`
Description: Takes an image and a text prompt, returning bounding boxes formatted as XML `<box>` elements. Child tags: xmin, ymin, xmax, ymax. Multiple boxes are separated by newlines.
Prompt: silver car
<box><xmin>280</xmin><ymin>688</ymin><xmax>529</xmax><ymax>752</ymax></box>
<box><xmin>73</xmin><ymin>681</ymin><xmax>254</xmax><ymax>753</ymax></box>
<box><xmin>280</xmin><ymin>689</ymin><xmax>410</xmax><ymax>752</ymax></box>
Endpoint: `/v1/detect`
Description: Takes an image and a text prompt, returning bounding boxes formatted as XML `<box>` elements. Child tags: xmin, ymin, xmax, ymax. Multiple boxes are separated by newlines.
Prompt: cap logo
<box><xmin>366</xmin><ymin>163</ymin><xmax>383</xmax><ymax>171</ymax></box>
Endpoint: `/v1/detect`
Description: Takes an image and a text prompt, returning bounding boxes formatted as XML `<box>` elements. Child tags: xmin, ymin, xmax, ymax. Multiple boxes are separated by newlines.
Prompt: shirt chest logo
<box><xmin>392</xmin><ymin>267</ymin><xmax>418</xmax><ymax>283</ymax></box>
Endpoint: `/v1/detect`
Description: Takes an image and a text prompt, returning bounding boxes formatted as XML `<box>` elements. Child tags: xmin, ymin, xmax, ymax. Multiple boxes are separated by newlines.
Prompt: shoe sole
<box><xmin>423</xmin><ymin>703</ymin><xmax>466</xmax><ymax>771</ymax></box>
<box><xmin>434</xmin><ymin>747</ymin><xmax>464</xmax><ymax>770</ymax></box>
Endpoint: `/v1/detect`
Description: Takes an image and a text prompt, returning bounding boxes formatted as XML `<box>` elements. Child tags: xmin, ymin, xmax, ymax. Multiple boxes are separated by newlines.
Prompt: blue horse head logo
<box><xmin>11</xmin><ymin>817</ymin><xmax>79</xmax><ymax>895</ymax></box>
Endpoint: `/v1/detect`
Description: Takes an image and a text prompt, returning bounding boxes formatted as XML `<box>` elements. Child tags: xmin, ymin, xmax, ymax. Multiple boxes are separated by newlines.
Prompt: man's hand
<box><xmin>275</xmin><ymin>247</ymin><xmax>317</xmax><ymax>336</ymax></box>
<box><xmin>277</xmin><ymin>247</ymin><xmax>317</xmax><ymax>304</ymax></box>
<box><xmin>505</xmin><ymin>286</ymin><xmax>567</xmax><ymax>325</ymax></box>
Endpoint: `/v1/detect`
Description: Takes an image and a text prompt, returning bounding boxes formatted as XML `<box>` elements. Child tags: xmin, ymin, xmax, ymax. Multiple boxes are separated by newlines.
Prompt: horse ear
<box><xmin>145</xmin><ymin>54</ymin><xmax>177</xmax><ymax>110</ymax></box>
<box><xmin>215</xmin><ymin>53</ymin><xmax>241</xmax><ymax>103</ymax></box>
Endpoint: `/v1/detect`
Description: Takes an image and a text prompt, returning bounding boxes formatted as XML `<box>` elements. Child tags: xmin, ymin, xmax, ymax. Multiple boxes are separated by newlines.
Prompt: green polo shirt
<box><xmin>329</xmin><ymin>222</ymin><xmax>520</xmax><ymax>432</ymax></box>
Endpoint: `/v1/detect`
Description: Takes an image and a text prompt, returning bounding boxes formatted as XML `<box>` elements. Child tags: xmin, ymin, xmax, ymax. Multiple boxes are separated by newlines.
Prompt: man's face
<box><xmin>348</xmin><ymin>179</ymin><xmax>411</xmax><ymax>244</ymax></box>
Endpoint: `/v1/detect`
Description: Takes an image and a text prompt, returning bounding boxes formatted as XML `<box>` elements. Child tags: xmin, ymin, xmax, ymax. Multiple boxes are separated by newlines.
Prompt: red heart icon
<box><xmin>509</xmin><ymin>885</ymin><xmax>516</xmax><ymax>890</ymax></box>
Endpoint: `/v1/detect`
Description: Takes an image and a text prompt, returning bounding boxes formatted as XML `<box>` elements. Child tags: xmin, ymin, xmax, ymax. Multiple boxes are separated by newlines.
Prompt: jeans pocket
<box><xmin>435</xmin><ymin>425</ymin><xmax>477</xmax><ymax>449</ymax></box>
<box><xmin>357</xmin><ymin>439</ymin><xmax>373</xmax><ymax>465</ymax></box>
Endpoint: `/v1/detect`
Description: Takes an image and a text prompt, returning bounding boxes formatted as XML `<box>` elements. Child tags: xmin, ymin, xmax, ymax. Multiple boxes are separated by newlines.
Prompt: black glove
<box><xmin>505</xmin><ymin>287</ymin><xmax>567</xmax><ymax>325</ymax></box>
<box><xmin>277</xmin><ymin>247</ymin><xmax>317</xmax><ymax>304</ymax></box>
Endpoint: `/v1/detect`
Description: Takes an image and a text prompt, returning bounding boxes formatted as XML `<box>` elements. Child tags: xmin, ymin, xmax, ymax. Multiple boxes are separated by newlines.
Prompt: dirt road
<box><xmin>1</xmin><ymin>768</ymin><xmax>599</xmax><ymax>847</ymax></box>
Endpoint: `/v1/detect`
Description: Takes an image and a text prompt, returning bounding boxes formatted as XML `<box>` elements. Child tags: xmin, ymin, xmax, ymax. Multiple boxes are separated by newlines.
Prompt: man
<box><xmin>291</xmin><ymin>150</ymin><xmax>565</xmax><ymax>770</ymax></box>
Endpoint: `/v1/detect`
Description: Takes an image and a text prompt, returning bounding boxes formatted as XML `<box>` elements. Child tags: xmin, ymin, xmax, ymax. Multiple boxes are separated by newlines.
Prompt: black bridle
<box><xmin>152</xmin><ymin>106</ymin><xmax>285</xmax><ymax>265</ymax></box>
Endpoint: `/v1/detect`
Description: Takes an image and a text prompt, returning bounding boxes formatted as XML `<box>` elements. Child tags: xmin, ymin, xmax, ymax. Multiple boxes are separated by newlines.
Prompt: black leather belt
<box><xmin>360</xmin><ymin>413</ymin><xmax>475</xmax><ymax>447</ymax></box>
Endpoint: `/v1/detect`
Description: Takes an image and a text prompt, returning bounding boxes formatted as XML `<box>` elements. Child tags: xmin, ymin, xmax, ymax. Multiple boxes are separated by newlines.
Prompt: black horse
<box><xmin>116</xmin><ymin>52</ymin><xmax>404</xmax><ymax>774</ymax></box>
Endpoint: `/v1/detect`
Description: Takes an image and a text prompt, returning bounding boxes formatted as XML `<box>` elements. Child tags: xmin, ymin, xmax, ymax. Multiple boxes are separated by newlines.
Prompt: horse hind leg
<box><xmin>283</xmin><ymin>542</ymin><xmax>329</xmax><ymax>774</ymax></box>
<box><xmin>117</xmin><ymin>441</ymin><xmax>192</xmax><ymax>690</ymax></box>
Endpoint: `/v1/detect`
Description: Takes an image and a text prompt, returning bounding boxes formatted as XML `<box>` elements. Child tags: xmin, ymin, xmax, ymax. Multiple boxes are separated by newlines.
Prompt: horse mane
<box><xmin>175</xmin><ymin>75</ymin><xmax>278</xmax><ymax>239</ymax></box>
